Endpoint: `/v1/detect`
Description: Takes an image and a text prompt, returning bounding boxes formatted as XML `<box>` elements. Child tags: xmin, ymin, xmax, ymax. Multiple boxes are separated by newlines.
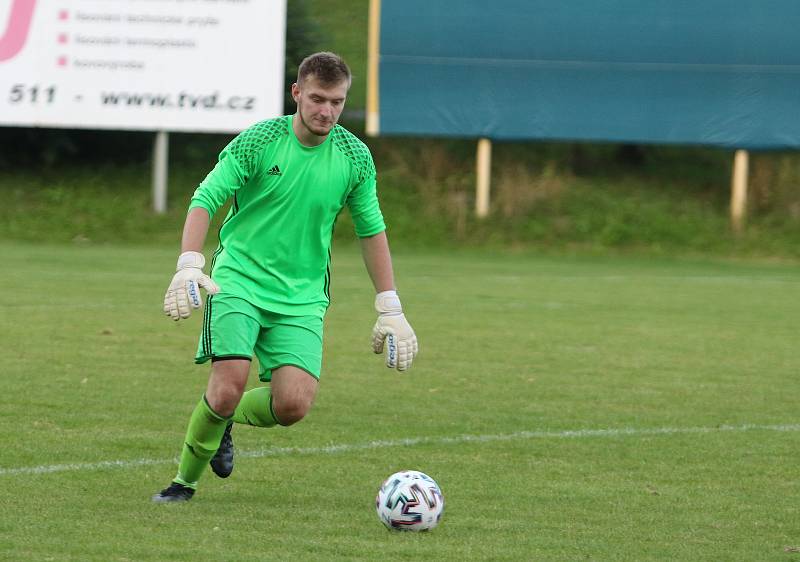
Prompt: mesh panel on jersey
<box><xmin>331</xmin><ymin>126</ymin><xmax>376</xmax><ymax>184</ymax></box>
<box><xmin>228</xmin><ymin>118</ymin><xmax>289</xmax><ymax>178</ymax></box>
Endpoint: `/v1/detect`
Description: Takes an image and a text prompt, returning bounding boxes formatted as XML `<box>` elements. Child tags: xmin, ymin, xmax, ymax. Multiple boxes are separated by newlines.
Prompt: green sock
<box><xmin>232</xmin><ymin>386</ymin><xmax>280</xmax><ymax>427</ymax></box>
<box><xmin>174</xmin><ymin>396</ymin><xmax>230</xmax><ymax>489</ymax></box>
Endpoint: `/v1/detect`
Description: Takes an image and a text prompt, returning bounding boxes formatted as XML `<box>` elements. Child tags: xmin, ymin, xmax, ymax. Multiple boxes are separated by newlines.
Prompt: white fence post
<box><xmin>152</xmin><ymin>130</ymin><xmax>169</xmax><ymax>214</ymax></box>
<box><xmin>476</xmin><ymin>137</ymin><xmax>492</xmax><ymax>218</ymax></box>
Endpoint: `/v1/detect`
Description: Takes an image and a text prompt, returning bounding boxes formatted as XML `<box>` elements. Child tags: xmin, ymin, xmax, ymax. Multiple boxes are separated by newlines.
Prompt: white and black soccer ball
<box><xmin>375</xmin><ymin>470</ymin><xmax>444</xmax><ymax>531</ymax></box>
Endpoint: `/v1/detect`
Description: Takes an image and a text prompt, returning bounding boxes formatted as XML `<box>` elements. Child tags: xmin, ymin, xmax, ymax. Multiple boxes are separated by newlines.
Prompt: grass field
<box><xmin>3</xmin><ymin>242</ymin><xmax>800</xmax><ymax>561</ymax></box>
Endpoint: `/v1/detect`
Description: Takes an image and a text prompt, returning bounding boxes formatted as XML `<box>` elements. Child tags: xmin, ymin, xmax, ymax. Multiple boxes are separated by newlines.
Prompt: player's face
<box><xmin>292</xmin><ymin>75</ymin><xmax>349</xmax><ymax>138</ymax></box>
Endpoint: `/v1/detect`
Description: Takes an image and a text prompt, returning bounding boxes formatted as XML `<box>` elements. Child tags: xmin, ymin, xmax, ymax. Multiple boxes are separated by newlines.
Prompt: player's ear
<box><xmin>291</xmin><ymin>82</ymin><xmax>301</xmax><ymax>103</ymax></box>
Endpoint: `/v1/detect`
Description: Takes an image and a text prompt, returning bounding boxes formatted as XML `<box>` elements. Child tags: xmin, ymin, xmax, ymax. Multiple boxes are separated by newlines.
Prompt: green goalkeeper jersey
<box><xmin>188</xmin><ymin>115</ymin><xmax>386</xmax><ymax>316</ymax></box>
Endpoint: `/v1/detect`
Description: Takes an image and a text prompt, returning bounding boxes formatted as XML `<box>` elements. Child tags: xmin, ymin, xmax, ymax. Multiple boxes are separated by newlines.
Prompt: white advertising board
<box><xmin>0</xmin><ymin>0</ymin><xmax>286</xmax><ymax>132</ymax></box>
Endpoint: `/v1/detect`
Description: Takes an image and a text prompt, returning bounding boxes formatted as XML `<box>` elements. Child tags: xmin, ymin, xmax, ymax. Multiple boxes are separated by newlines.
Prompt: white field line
<box><xmin>3</xmin><ymin>423</ymin><xmax>799</xmax><ymax>477</ymax></box>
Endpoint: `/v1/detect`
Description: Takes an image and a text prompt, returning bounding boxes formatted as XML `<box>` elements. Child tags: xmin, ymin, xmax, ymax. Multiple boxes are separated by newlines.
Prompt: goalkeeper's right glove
<box><xmin>163</xmin><ymin>251</ymin><xmax>221</xmax><ymax>321</ymax></box>
<box><xmin>372</xmin><ymin>290</ymin><xmax>419</xmax><ymax>371</ymax></box>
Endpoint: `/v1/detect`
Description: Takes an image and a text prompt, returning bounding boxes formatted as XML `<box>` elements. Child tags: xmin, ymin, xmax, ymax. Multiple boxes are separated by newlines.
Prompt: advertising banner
<box><xmin>374</xmin><ymin>0</ymin><xmax>800</xmax><ymax>149</ymax></box>
<box><xmin>0</xmin><ymin>0</ymin><xmax>286</xmax><ymax>132</ymax></box>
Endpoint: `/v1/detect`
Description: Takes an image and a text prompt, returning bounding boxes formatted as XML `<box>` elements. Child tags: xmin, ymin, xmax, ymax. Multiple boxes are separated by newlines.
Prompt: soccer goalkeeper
<box><xmin>152</xmin><ymin>52</ymin><xmax>418</xmax><ymax>502</ymax></box>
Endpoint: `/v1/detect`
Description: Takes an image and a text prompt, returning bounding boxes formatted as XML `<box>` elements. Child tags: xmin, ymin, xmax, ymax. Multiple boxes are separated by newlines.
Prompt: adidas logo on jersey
<box><xmin>267</xmin><ymin>165</ymin><xmax>282</xmax><ymax>176</ymax></box>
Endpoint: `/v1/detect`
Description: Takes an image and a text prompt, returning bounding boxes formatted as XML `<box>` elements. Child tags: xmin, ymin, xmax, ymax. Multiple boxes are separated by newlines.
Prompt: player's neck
<box><xmin>292</xmin><ymin>112</ymin><xmax>330</xmax><ymax>147</ymax></box>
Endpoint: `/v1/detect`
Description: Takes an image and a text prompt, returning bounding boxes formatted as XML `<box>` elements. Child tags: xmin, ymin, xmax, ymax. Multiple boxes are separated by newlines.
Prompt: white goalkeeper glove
<box><xmin>372</xmin><ymin>290</ymin><xmax>418</xmax><ymax>371</ymax></box>
<box><xmin>163</xmin><ymin>251</ymin><xmax>220</xmax><ymax>321</ymax></box>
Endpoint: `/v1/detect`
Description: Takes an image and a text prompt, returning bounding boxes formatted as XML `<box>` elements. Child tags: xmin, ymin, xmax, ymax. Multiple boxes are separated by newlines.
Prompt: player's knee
<box><xmin>207</xmin><ymin>360</ymin><xmax>249</xmax><ymax>417</ymax></box>
<box><xmin>207</xmin><ymin>385</ymin><xmax>242</xmax><ymax>418</ymax></box>
<box><xmin>273</xmin><ymin>396</ymin><xmax>313</xmax><ymax>426</ymax></box>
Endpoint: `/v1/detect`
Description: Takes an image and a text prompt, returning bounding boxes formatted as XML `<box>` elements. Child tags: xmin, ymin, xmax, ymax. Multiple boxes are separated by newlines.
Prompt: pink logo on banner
<box><xmin>0</xmin><ymin>0</ymin><xmax>37</xmax><ymax>62</ymax></box>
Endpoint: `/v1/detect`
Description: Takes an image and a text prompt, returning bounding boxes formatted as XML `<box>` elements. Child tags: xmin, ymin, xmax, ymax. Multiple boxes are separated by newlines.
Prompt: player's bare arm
<box><xmin>361</xmin><ymin>231</ymin><xmax>419</xmax><ymax>371</ymax></box>
<box><xmin>360</xmin><ymin>230</ymin><xmax>395</xmax><ymax>292</ymax></box>
<box><xmin>181</xmin><ymin>207</ymin><xmax>212</xmax><ymax>253</ymax></box>
<box><xmin>163</xmin><ymin>207</ymin><xmax>219</xmax><ymax>321</ymax></box>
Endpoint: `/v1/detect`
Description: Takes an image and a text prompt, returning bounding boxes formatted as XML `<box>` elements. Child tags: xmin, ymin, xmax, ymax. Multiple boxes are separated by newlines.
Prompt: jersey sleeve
<box><xmin>188</xmin><ymin>147</ymin><xmax>247</xmax><ymax>216</ymax></box>
<box><xmin>188</xmin><ymin>120</ymin><xmax>280</xmax><ymax>216</ymax></box>
<box><xmin>345</xmin><ymin>146</ymin><xmax>386</xmax><ymax>238</ymax></box>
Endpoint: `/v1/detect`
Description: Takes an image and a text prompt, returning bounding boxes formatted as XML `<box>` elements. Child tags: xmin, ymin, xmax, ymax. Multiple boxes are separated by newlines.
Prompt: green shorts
<box><xmin>195</xmin><ymin>293</ymin><xmax>323</xmax><ymax>381</ymax></box>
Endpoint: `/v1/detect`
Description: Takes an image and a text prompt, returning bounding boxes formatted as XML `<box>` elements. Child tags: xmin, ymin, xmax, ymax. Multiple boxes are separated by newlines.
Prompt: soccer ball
<box><xmin>375</xmin><ymin>470</ymin><xmax>445</xmax><ymax>531</ymax></box>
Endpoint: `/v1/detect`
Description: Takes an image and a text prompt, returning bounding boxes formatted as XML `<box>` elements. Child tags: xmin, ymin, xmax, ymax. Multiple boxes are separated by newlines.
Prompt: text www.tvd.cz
<box><xmin>100</xmin><ymin>91</ymin><xmax>256</xmax><ymax>111</ymax></box>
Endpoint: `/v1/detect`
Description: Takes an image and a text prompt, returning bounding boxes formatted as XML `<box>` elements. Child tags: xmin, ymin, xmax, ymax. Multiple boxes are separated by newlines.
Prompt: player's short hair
<box><xmin>297</xmin><ymin>52</ymin><xmax>351</xmax><ymax>87</ymax></box>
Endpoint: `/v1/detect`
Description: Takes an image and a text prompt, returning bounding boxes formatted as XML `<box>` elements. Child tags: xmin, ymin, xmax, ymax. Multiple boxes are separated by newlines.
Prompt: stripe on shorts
<box><xmin>202</xmin><ymin>294</ymin><xmax>213</xmax><ymax>356</ymax></box>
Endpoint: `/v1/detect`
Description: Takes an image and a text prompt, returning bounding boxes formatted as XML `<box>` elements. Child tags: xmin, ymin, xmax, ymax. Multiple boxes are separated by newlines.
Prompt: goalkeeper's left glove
<box><xmin>372</xmin><ymin>290</ymin><xmax>418</xmax><ymax>371</ymax></box>
<box><xmin>163</xmin><ymin>251</ymin><xmax>220</xmax><ymax>321</ymax></box>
